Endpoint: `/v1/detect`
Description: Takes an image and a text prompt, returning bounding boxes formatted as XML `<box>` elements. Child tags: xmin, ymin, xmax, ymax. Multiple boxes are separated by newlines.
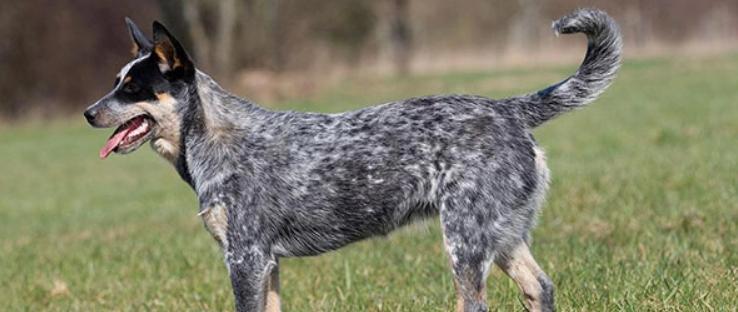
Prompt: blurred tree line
<box><xmin>1</xmin><ymin>0</ymin><xmax>737</xmax><ymax>119</ymax></box>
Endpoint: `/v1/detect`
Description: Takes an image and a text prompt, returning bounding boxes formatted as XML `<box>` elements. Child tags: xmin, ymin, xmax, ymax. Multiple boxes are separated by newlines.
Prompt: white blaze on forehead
<box><xmin>115</xmin><ymin>53</ymin><xmax>151</xmax><ymax>88</ymax></box>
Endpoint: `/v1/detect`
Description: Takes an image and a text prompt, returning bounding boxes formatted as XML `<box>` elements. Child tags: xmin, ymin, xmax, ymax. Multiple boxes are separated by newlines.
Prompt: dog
<box><xmin>84</xmin><ymin>8</ymin><xmax>621</xmax><ymax>312</ymax></box>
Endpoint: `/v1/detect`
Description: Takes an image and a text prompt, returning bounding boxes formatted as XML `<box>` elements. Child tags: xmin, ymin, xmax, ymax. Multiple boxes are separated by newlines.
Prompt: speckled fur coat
<box><xmin>86</xmin><ymin>8</ymin><xmax>621</xmax><ymax>312</ymax></box>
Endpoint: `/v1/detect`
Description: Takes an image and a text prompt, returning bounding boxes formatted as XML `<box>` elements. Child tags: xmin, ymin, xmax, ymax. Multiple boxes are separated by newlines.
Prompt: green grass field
<box><xmin>1</xmin><ymin>54</ymin><xmax>737</xmax><ymax>311</ymax></box>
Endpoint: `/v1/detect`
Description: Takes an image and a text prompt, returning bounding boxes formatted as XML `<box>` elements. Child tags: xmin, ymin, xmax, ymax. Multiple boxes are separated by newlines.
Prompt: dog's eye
<box><xmin>113</xmin><ymin>78</ymin><xmax>120</xmax><ymax>88</ymax></box>
<box><xmin>122</xmin><ymin>82</ymin><xmax>140</xmax><ymax>94</ymax></box>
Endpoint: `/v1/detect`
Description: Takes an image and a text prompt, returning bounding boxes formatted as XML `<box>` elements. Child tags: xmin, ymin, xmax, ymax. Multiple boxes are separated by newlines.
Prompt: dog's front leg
<box><xmin>264</xmin><ymin>259</ymin><xmax>280</xmax><ymax>312</ymax></box>
<box><xmin>226</xmin><ymin>241</ymin><xmax>277</xmax><ymax>312</ymax></box>
<box><xmin>203</xmin><ymin>183</ymin><xmax>278</xmax><ymax>311</ymax></box>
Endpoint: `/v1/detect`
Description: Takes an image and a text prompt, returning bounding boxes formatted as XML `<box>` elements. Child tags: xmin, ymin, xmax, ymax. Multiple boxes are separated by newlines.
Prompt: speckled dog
<box><xmin>84</xmin><ymin>8</ymin><xmax>621</xmax><ymax>312</ymax></box>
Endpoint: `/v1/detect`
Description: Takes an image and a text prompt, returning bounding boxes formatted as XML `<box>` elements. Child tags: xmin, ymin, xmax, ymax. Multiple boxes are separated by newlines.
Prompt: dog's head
<box><xmin>84</xmin><ymin>18</ymin><xmax>193</xmax><ymax>160</ymax></box>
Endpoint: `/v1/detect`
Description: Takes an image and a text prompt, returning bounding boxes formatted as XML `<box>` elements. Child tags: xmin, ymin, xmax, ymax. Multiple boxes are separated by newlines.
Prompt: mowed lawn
<box><xmin>1</xmin><ymin>54</ymin><xmax>737</xmax><ymax>311</ymax></box>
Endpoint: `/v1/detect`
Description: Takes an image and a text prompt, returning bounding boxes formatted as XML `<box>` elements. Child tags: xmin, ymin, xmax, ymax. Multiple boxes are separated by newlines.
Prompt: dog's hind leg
<box><xmin>495</xmin><ymin>242</ymin><xmax>554</xmax><ymax>312</ymax></box>
<box><xmin>439</xmin><ymin>148</ymin><xmax>548</xmax><ymax>311</ymax></box>
<box><xmin>440</xmin><ymin>198</ymin><xmax>496</xmax><ymax>312</ymax></box>
<box><xmin>443</xmin><ymin>233</ymin><xmax>492</xmax><ymax>312</ymax></box>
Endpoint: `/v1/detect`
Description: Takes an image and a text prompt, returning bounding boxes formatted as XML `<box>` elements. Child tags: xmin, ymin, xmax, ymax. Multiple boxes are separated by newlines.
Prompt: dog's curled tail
<box><xmin>505</xmin><ymin>8</ymin><xmax>622</xmax><ymax>128</ymax></box>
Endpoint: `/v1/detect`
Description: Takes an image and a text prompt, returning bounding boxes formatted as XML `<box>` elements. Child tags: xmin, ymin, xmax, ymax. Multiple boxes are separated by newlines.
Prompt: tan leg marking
<box><xmin>454</xmin><ymin>279</ymin><xmax>487</xmax><ymax>312</ymax></box>
<box><xmin>499</xmin><ymin>244</ymin><xmax>545</xmax><ymax>312</ymax></box>
<box><xmin>443</xmin><ymin>234</ymin><xmax>487</xmax><ymax>312</ymax></box>
<box><xmin>199</xmin><ymin>204</ymin><xmax>228</xmax><ymax>248</ymax></box>
<box><xmin>264</xmin><ymin>264</ymin><xmax>281</xmax><ymax>312</ymax></box>
<box><xmin>454</xmin><ymin>279</ymin><xmax>466</xmax><ymax>312</ymax></box>
<box><xmin>453</xmin><ymin>279</ymin><xmax>483</xmax><ymax>312</ymax></box>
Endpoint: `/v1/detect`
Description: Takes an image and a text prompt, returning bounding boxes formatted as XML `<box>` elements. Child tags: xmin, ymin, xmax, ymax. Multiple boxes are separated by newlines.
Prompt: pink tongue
<box><xmin>99</xmin><ymin>126</ymin><xmax>133</xmax><ymax>159</ymax></box>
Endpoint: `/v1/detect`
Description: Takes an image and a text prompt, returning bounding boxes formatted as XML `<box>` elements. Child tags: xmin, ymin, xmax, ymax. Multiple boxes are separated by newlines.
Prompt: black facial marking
<box><xmin>112</xmin><ymin>57</ymin><xmax>170</xmax><ymax>104</ymax></box>
<box><xmin>122</xmin><ymin>81</ymin><xmax>140</xmax><ymax>94</ymax></box>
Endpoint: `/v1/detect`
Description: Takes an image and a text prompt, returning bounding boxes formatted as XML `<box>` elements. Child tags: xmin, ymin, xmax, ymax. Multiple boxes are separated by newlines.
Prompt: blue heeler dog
<box><xmin>84</xmin><ymin>8</ymin><xmax>621</xmax><ymax>312</ymax></box>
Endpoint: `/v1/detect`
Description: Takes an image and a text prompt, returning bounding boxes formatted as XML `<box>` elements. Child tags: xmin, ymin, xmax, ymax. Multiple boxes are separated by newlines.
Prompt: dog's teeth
<box><xmin>123</xmin><ymin>119</ymin><xmax>151</xmax><ymax>143</ymax></box>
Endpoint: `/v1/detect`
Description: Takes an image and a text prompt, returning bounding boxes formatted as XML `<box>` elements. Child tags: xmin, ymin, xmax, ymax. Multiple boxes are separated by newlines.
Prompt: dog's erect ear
<box><xmin>152</xmin><ymin>21</ymin><xmax>194</xmax><ymax>79</ymax></box>
<box><xmin>125</xmin><ymin>17</ymin><xmax>152</xmax><ymax>56</ymax></box>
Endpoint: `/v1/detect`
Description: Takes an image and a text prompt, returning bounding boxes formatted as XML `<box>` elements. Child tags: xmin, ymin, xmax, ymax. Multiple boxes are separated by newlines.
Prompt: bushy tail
<box><xmin>505</xmin><ymin>8</ymin><xmax>622</xmax><ymax>128</ymax></box>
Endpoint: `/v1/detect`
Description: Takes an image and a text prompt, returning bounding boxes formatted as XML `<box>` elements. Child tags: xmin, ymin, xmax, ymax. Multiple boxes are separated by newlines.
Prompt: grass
<box><xmin>1</xmin><ymin>54</ymin><xmax>737</xmax><ymax>311</ymax></box>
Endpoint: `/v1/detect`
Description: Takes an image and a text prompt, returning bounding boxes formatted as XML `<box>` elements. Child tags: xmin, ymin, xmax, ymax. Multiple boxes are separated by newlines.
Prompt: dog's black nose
<box><xmin>84</xmin><ymin>108</ymin><xmax>97</xmax><ymax>124</ymax></box>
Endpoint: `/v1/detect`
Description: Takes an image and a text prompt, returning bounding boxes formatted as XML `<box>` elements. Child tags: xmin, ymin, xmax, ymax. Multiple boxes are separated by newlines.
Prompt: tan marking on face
<box><xmin>151</xmin><ymin>139</ymin><xmax>179</xmax><ymax>164</ymax></box>
<box><xmin>135</xmin><ymin>93</ymin><xmax>182</xmax><ymax>164</ymax></box>
<box><xmin>199</xmin><ymin>204</ymin><xmax>228</xmax><ymax>248</ymax></box>
<box><xmin>123</xmin><ymin>76</ymin><xmax>132</xmax><ymax>84</ymax></box>
<box><xmin>155</xmin><ymin>92</ymin><xmax>172</xmax><ymax>102</ymax></box>
<box><xmin>500</xmin><ymin>243</ymin><xmax>545</xmax><ymax>312</ymax></box>
<box><xmin>264</xmin><ymin>266</ymin><xmax>281</xmax><ymax>312</ymax></box>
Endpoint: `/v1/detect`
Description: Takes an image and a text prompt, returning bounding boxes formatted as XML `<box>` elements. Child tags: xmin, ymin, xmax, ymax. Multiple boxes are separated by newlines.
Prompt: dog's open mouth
<box><xmin>99</xmin><ymin>115</ymin><xmax>156</xmax><ymax>159</ymax></box>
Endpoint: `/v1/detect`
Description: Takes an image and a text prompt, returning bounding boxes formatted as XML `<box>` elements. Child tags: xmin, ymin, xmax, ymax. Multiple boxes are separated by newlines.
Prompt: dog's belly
<box><xmin>271</xmin><ymin>201</ymin><xmax>437</xmax><ymax>257</ymax></box>
<box><xmin>272</xmin><ymin>230</ymin><xmax>375</xmax><ymax>257</ymax></box>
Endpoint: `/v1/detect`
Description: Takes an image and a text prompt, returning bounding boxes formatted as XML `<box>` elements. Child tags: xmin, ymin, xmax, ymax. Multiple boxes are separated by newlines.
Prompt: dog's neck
<box><xmin>168</xmin><ymin>70</ymin><xmax>267</xmax><ymax>193</ymax></box>
<box><xmin>193</xmin><ymin>71</ymin><xmax>263</xmax><ymax>132</ymax></box>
